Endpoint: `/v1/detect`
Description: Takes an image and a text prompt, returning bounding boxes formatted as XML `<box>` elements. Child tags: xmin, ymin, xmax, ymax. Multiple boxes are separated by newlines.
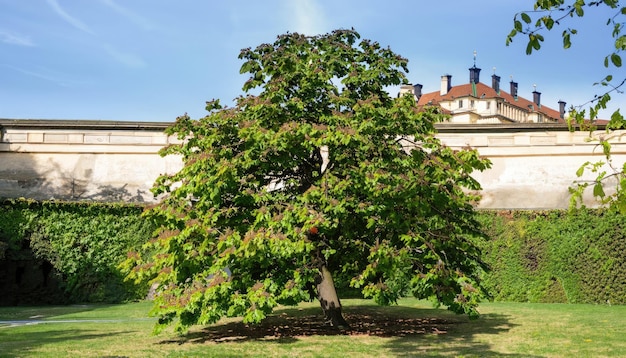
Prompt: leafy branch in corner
<box><xmin>509</xmin><ymin>1</ymin><xmax>626</xmax><ymax>211</ymax></box>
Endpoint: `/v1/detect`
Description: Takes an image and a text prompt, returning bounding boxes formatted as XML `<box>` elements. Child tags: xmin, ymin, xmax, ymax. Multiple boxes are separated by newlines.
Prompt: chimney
<box><xmin>469</xmin><ymin>65</ymin><xmax>481</xmax><ymax>84</ymax></box>
<box><xmin>533</xmin><ymin>90</ymin><xmax>541</xmax><ymax>108</ymax></box>
<box><xmin>440</xmin><ymin>75</ymin><xmax>451</xmax><ymax>95</ymax></box>
<box><xmin>492</xmin><ymin>74</ymin><xmax>501</xmax><ymax>94</ymax></box>
<box><xmin>399</xmin><ymin>84</ymin><xmax>414</xmax><ymax>97</ymax></box>
<box><xmin>510</xmin><ymin>80</ymin><xmax>518</xmax><ymax>100</ymax></box>
<box><xmin>413</xmin><ymin>83</ymin><xmax>423</xmax><ymax>100</ymax></box>
<box><xmin>399</xmin><ymin>83</ymin><xmax>423</xmax><ymax>101</ymax></box>
<box><xmin>558</xmin><ymin>100</ymin><xmax>566</xmax><ymax>119</ymax></box>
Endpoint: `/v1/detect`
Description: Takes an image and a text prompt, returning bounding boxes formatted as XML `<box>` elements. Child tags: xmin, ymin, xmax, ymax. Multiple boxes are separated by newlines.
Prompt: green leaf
<box><xmin>611</xmin><ymin>53</ymin><xmax>622</xmax><ymax>67</ymax></box>
<box><xmin>506</xmin><ymin>29</ymin><xmax>517</xmax><ymax>46</ymax></box>
<box><xmin>601</xmin><ymin>140</ymin><xmax>612</xmax><ymax>157</ymax></box>
<box><xmin>593</xmin><ymin>183</ymin><xmax>605</xmax><ymax>198</ymax></box>
<box><xmin>532</xmin><ymin>38</ymin><xmax>541</xmax><ymax>51</ymax></box>
<box><xmin>544</xmin><ymin>16</ymin><xmax>555</xmax><ymax>30</ymax></box>
<box><xmin>521</xmin><ymin>12</ymin><xmax>532</xmax><ymax>24</ymax></box>
<box><xmin>616</xmin><ymin>36</ymin><xmax>626</xmax><ymax>50</ymax></box>
<box><xmin>563</xmin><ymin>33</ymin><xmax>571</xmax><ymax>49</ymax></box>
<box><xmin>574</xmin><ymin>3</ymin><xmax>584</xmax><ymax>16</ymax></box>
<box><xmin>608</xmin><ymin>110</ymin><xmax>625</xmax><ymax>129</ymax></box>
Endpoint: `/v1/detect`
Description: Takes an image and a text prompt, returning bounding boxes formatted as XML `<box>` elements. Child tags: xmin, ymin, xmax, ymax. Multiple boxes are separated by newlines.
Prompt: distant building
<box><xmin>400</xmin><ymin>64</ymin><xmax>566</xmax><ymax>124</ymax></box>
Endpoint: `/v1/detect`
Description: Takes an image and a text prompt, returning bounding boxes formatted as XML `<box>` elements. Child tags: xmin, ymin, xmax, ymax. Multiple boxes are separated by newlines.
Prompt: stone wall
<box><xmin>1</xmin><ymin>119</ymin><xmax>625</xmax><ymax>209</ymax></box>
<box><xmin>437</xmin><ymin>123</ymin><xmax>626</xmax><ymax>209</ymax></box>
<box><xmin>0</xmin><ymin>120</ymin><xmax>182</xmax><ymax>202</ymax></box>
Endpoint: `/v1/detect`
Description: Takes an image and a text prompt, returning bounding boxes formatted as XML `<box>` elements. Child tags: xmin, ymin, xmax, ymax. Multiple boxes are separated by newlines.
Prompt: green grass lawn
<box><xmin>1</xmin><ymin>299</ymin><xmax>625</xmax><ymax>357</ymax></box>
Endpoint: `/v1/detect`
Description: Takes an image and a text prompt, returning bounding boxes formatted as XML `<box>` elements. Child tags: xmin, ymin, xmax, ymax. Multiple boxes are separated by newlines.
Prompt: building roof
<box><xmin>416</xmin><ymin>81</ymin><xmax>563</xmax><ymax>123</ymax></box>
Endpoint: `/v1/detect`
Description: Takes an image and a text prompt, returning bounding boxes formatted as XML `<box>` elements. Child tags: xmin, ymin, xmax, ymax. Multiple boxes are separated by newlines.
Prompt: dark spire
<box><xmin>510</xmin><ymin>76</ymin><xmax>518</xmax><ymax>100</ymax></box>
<box><xmin>492</xmin><ymin>67</ymin><xmax>500</xmax><ymax>94</ymax></box>
<box><xmin>469</xmin><ymin>50</ymin><xmax>481</xmax><ymax>84</ymax></box>
<box><xmin>532</xmin><ymin>84</ymin><xmax>541</xmax><ymax>108</ymax></box>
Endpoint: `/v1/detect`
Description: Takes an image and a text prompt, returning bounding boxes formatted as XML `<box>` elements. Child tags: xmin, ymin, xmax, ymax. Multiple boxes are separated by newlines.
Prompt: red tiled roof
<box><xmin>417</xmin><ymin>82</ymin><xmax>563</xmax><ymax>122</ymax></box>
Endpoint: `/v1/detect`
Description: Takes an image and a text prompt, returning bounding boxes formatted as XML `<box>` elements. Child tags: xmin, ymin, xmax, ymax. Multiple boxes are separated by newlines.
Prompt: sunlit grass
<box><xmin>0</xmin><ymin>302</ymin><xmax>153</xmax><ymax>321</ymax></box>
<box><xmin>1</xmin><ymin>299</ymin><xmax>625</xmax><ymax>357</ymax></box>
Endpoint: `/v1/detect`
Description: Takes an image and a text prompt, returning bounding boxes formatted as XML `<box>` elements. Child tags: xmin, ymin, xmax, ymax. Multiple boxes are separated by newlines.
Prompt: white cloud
<box><xmin>45</xmin><ymin>0</ymin><xmax>95</xmax><ymax>35</ymax></box>
<box><xmin>1</xmin><ymin>63</ymin><xmax>75</xmax><ymax>86</ymax></box>
<box><xmin>44</xmin><ymin>1</ymin><xmax>147</xmax><ymax>69</ymax></box>
<box><xmin>0</xmin><ymin>30</ymin><xmax>35</xmax><ymax>47</ymax></box>
<box><xmin>283</xmin><ymin>0</ymin><xmax>328</xmax><ymax>35</ymax></box>
<box><xmin>102</xmin><ymin>44</ymin><xmax>146</xmax><ymax>68</ymax></box>
<box><xmin>98</xmin><ymin>0</ymin><xmax>154</xmax><ymax>31</ymax></box>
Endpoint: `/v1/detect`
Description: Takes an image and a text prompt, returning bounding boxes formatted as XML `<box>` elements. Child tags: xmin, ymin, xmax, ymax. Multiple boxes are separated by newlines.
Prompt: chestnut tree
<box><xmin>124</xmin><ymin>29</ymin><xmax>491</xmax><ymax>333</ymax></box>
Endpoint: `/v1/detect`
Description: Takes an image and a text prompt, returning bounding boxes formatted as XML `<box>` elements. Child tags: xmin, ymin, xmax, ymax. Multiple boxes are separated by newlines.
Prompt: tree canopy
<box><xmin>123</xmin><ymin>29</ymin><xmax>492</xmax><ymax>333</ymax></box>
<box><xmin>507</xmin><ymin>1</ymin><xmax>626</xmax><ymax>210</ymax></box>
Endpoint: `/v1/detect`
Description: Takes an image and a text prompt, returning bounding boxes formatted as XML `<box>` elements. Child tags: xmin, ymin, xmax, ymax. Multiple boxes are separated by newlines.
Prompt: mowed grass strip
<box><xmin>1</xmin><ymin>299</ymin><xmax>625</xmax><ymax>357</ymax></box>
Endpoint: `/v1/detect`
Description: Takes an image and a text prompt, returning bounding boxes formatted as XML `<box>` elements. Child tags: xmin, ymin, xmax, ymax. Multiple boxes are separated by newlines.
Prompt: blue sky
<box><xmin>0</xmin><ymin>0</ymin><xmax>622</xmax><ymax>122</ymax></box>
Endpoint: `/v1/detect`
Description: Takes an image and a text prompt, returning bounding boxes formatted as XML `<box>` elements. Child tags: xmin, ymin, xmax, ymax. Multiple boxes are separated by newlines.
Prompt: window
<box><xmin>470</xmin><ymin>100</ymin><xmax>475</xmax><ymax>108</ymax></box>
<box><xmin>486</xmin><ymin>102</ymin><xmax>491</xmax><ymax>110</ymax></box>
<box><xmin>458</xmin><ymin>100</ymin><xmax>463</xmax><ymax>108</ymax></box>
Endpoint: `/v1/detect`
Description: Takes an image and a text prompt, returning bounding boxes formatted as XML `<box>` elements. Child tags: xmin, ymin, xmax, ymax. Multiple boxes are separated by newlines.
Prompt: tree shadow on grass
<box><xmin>161</xmin><ymin>304</ymin><xmax>530</xmax><ymax>356</ymax></box>
<box><xmin>384</xmin><ymin>311</ymin><xmax>536</xmax><ymax>357</ymax></box>
<box><xmin>0</xmin><ymin>329</ymin><xmax>134</xmax><ymax>358</ymax></box>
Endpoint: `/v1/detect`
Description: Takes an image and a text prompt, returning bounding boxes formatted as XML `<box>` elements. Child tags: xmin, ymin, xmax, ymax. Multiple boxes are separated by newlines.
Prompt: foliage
<box><xmin>478</xmin><ymin>209</ymin><xmax>626</xmax><ymax>304</ymax></box>
<box><xmin>0</xmin><ymin>199</ymin><xmax>38</xmax><ymax>261</ymax></box>
<box><xmin>507</xmin><ymin>1</ymin><xmax>626</xmax><ymax>211</ymax></box>
<box><xmin>123</xmin><ymin>29</ymin><xmax>492</xmax><ymax>333</ymax></box>
<box><xmin>3</xmin><ymin>198</ymin><xmax>625</xmax><ymax>309</ymax></box>
<box><xmin>0</xmin><ymin>199</ymin><xmax>153</xmax><ymax>303</ymax></box>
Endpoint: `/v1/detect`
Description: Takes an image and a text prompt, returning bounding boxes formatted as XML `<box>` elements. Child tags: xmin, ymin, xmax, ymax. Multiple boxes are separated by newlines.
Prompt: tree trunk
<box><xmin>317</xmin><ymin>265</ymin><xmax>350</xmax><ymax>329</ymax></box>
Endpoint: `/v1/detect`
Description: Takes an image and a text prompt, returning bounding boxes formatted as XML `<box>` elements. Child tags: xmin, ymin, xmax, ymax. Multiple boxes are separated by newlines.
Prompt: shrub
<box><xmin>0</xmin><ymin>199</ymin><xmax>154</xmax><ymax>303</ymax></box>
<box><xmin>478</xmin><ymin>209</ymin><xmax>626</xmax><ymax>304</ymax></box>
<box><xmin>2</xmin><ymin>199</ymin><xmax>625</xmax><ymax>305</ymax></box>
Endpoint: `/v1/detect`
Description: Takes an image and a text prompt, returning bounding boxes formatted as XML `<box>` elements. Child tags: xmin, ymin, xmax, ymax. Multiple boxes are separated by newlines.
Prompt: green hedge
<box><xmin>0</xmin><ymin>199</ymin><xmax>154</xmax><ymax>303</ymax></box>
<box><xmin>478</xmin><ymin>209</ymin><xmax>626</xmax><ymax>305</ymax></box>
<box><xmin>1</xmin><ymin>199</ymin><xmax>625</xmax><ymax>305</ymax></box>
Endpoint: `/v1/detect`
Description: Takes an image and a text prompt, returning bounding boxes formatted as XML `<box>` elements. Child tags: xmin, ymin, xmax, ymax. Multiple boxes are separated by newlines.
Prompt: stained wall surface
<box><xmin>1</xmin><ymin>119</ymin><xmax>624</xmax><ymax>208</ymax></box>
<box><xmin>437</xmin><ymin>124</ymin><xmax>626</xmax><ymax>209</ymax></box>
<box><xmin>0</xmin><ymin>120</ymin><xmax>182</xmax><ymax>202</ymax></box>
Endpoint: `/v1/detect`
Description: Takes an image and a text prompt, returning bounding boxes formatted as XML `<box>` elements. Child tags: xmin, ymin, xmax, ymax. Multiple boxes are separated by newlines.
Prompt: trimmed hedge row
<box><xmin>0</xmin><ymin>199</ymin><xmax>154</xmax><ymax>304</ymax></box>
<box><xmin>478</xmin><ymin>209</ymin><xmax>626</xmax><ymax>305</ymax></box>
<box><xmin>1</xmin><ymin>199</ymin><xmax>625</xmax><ymax>305</ymax></box>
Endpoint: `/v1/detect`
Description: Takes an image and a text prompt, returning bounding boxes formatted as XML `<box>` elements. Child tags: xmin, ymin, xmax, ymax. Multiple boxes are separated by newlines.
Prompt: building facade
<box><xmin>401</xmin><ymin>65</ymin><xmax>566</xmax><ymax>124</ymax></box>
